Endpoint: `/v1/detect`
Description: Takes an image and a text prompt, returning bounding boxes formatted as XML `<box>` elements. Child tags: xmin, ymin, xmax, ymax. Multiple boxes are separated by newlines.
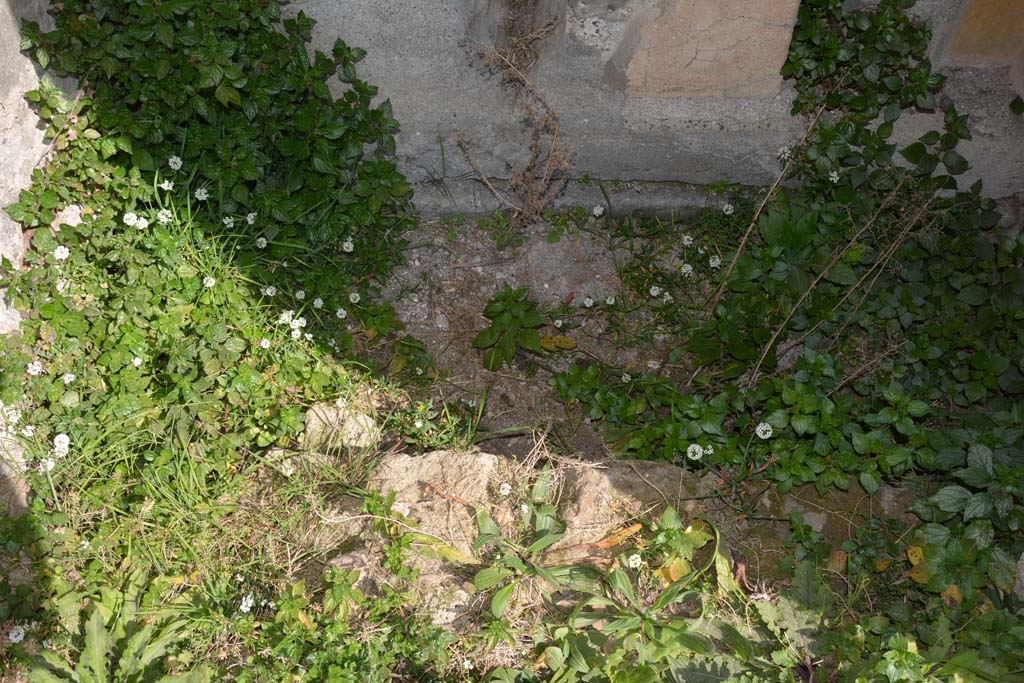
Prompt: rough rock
<box><xmin>321</xmin><ymin>449</ymin><xmax>919</xmax><ymax>627</ymax></box>
<box><xmin>303</xmin><ymin>400</ymin><xmax>380</xmax><ymax>452</ymax></box>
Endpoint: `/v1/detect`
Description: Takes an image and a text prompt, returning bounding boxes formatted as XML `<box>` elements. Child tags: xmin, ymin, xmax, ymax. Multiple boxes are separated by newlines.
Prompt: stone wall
<box><xmin>291</xmin><ymin>0</ymin><xmax>1022</xmax><ymax>217</ymax></box>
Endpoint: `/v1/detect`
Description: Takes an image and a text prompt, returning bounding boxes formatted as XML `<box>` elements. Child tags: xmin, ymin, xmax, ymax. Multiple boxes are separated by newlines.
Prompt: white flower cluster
<box><xmin>709</xmin><ymin>255</ymin><xmax>722</xmax><ymax>270</ymax></box>
<box><xmin>498</xmin><ymin>482</ymin><xmax>512</xmax><ymax>497</ymax></box>
<box><xmin>239</xmin><ymin>592</ymin><xmax>255</xmax><ymax>614</ymax></box>
<box><xmin>722</xmin><ymin>203</ymin><xmax>735</xmax><ymax>216</ymax></box>
<box><xmin>247</xmin><ymin>212</ymin><xmax>257</xmax><ymax>225</ymax></box>
<box><xmin>260</xmin><ymin>285</ymin><xmax>277</xmax><ymax>297</ymax></box>
<box><xmin>777</xmin><ymin>146</ymin><xmax>792</xmax><ymax>162</ymax></box>
<box><xmin>6</xmin><ymin>623</ymin><xmax>26</xmax><ymax>644</ymax></box>
<box><xmin>157</xmin><ymin>209</ymin><xmax>173</xmax><ymax>225</ymax></box>
<box><xmin>53</xmin><ymin>245</ymin><xmax>70</xmax><ymax>262</ymax></box>
<box><xmin>342</xmin><ymin>239</ymin><xmax>354</xmax><ymax>253</ymax></box>
<box><xmin>203</xmin><ymin>276</ymin><xmax>217</xmax><ymax>289</ymax></box>
<box><xmin>26</xmin><ymin>360</ymin><xmax>44</xmax><ymax>377</ymax></box>
<box><xmin>159</xmin><ymin>179</ymin><xmax>174</xmax><ymax>191</ymax></box>
<box><xmin>592</xmin><ymin>205</ymin><xmax>605</xmax><ymax>218</ymax></box>
<box><xmin>168</xmin><ymin>155</ymin><xmax>183</xmax><ymax>171</ymax></box>
<box><xmin>255</xmin><ymin>237</ymin><xmax>268</xmax><ymax>249</ymax></box>
<box><xmin>627</xmin><ymin>553</ymin><xmax>643</xmax><ymax>569</ymax></box>
<box><xmin>0</xmin><ymin>401</ymin><xmax>25</xmax><ymax>441</ymax></box>
<box><xmin>605</xmin><ymin>295</ymin><xmax>616</xmax><ymax>306</ymax></box>
<box><xmin>123</xmin><ymin>212</ymin><xmax>149</xmax><ymax>230</ymax></box>
<box><xmin>756</xmin><ymin>422</ymin><xmax>773</xmax><ymax>439</ymax></box>
<box><xmin>829</xmin><ymin>170</ymin><xmax>840</xmax><ymax>184</ymax></box>
<box><xmin>194</xmin><ymin>188</ymin><xmax>209</xmax><ymax>201</ymax></box>
<box><xmin>680</xmin><ymin>264</ymin><xmax>694</xmax><ymax>277</ymax></box>
<box><xmin>223</xmin><ymin>216</ymin><xmax>235</xmax><ymax>229</ymax></box>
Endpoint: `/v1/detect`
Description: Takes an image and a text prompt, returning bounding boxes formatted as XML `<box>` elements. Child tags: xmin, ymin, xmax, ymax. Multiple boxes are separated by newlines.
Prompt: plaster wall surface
<box><xmin>0</xmin><ymin>0</ymin><xmax>54</xmax><ymax>334</ymax></box>
<box><xmin>294</xmin><ymin>0</ymin><xmax>1022</xmax><ymax>214</ymax></box>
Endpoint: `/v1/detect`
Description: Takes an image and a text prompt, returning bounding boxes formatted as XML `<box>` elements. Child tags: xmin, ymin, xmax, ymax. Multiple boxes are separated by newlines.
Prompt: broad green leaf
<box><xmin>491</xmin><ymin>582</ymin><xmax>515</xmax><ymax>619</ymax></box>
<box><xmin>81</xmin><ymin>610</ymin><xmax>110</xmax><ymax>683</ymax></box>
<box><xmin>474</xmin><ymin>566</ymin><xmax>514</xmax><ymax>590</ymax></box>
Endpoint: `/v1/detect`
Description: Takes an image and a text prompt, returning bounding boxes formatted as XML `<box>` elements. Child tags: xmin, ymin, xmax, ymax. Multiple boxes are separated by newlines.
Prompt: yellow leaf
<box><xmin>874</xmin><ymin>558</ymin><xmax>891</xmax><ymax>572</ymax></box>
<box><xmin>908</xmin><ymin>565</ymin><xmax>930</xmax><ymax>584</ymax></box>
<box><xmin>656</xmin><ymin>557</ymin><xmax>691</xmax><ymax>584</ymax></box>
<box><xmin>941</xmin><ymin>584</ymin><xmax>963</xmax><ymax>607</ymax></box>
<box><xmin>906</xmin><ymin>545</ymin><xmax>925</xmax><ymax>566</ymax></box>
<box><xmin>824</xmin><ymin>549</ymin><xmax>847</xmax><ymax>574</ymax></box>
<box><xmin>540</xmin><ymin>335</ymin><xmax>577</xmax><ymax>352</ymax></box>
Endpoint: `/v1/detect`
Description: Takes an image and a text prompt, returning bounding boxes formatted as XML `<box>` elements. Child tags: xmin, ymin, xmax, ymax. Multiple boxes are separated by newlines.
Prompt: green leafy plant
<box><xmin>473</xmin><ymin>286</ymin><xmax>546</xmax><ymax>371</ymax></box>
<box><xmin>27</xmin><ymin>572</ymin><xmax>205</xmax><ymax>683</ymax></box>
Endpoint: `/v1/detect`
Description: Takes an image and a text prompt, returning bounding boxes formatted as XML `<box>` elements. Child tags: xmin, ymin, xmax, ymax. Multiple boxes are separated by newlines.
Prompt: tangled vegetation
<box><xmin>1</xmin><ymin>0</ymin><xmax>1021</xmax><ymax>682</ymax></box>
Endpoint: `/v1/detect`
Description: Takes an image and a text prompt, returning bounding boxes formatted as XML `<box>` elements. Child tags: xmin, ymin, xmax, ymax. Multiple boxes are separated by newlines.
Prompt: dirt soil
<box><xmin>382</xmin><ymin>215</ymin><xmax>667</xmax><ymax>459</ymax></box>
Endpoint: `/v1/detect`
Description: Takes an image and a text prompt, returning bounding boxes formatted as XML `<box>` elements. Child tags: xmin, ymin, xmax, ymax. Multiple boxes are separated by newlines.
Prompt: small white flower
<box><xmin>21</xmin><ymin>425</ymin><xmax>35</xmax><ymax>438</ymax></box>
<box><xmin>649</xmin><ymin>285</ymin><xmax>663</xmax><ymax>298</ymax></box>
<box><xmin>203</xmin><ymin>276</ymin><xmax>216</xmax><ymax>289</ymax></box>
<box><xmin>349</xmin><ymin>292</ymin><xmax>360</xmax><ymax>304</ymax></box>
<box><xmin>662</xmin><ymin>292</ymin><xmax>674</xmax><ymax>303</ymax></box>
<box><xmin>290</xmin><ymin>328</ymin><xmax>301</xmax><ymax>340</ymax></box>
<box><xmin>223</xmin><ymin>216</ymin><xmax>235</xmax><ymax>228</ymax></box>
<box><xmin>687</xmin><ymin>443</ymin><xmax>704</xmax><ymax>461</ymax></box>
<box><xmin>554</xmin><ymin>319</ymin><xmax>563</xmax><ymax>329</ymax></box>
<box><xmin>239</xmin><ymin>592</ymin><xmax>255</xmax><ymax>614</ymax></box>
<box><xmin>680</xmin><ymin>263</ymin><xmax>694</xmax><ymax>277</ymax></box>
<box><xmin>327</xmin><ymin>339</ymin><xmax>338</xmax><ymax>349</ymax></box>
<box><xmin>592</xmin><ymin>205</ymin><xmax>605</xmax><ymax>218</ymax></box>
<box><xmin>246</xmin><ymin>212</ymin><xmax>257</xmax><ymax>225</ymax></box>
<box><xmin>123</xmin><ymin>212</ymin><xmax>139</xmax><ymax>228</ymax></box>
<box><xmin>681</xmin><ymin>234</ymin><xmax>694</xmax><ymax>247</ymax></box>
<box><xmin>295</xmin><ymin>290</ymin><xmax>305</xmax><ymax>300</ymax></box>
<box><xmin>134</xmin><ymin>216</ymin><xmax>149</xmax><ymax>231</ymax></box>
<box><xmin>259</xmin><ymin>338</ymin><xmax>271</xmax><ymax>349</ymax></box>
<box><xmin>313</xmin><ymin>297</ymin><xmax>324</xmax><ymax>309</ymax></box>
<box><xmin>622</xmin><ymin>373</ymin><xmax>632</xmax><ymax>383</ymax></box>
<box><xmin>168</xmin><ymin>155</ymin><xmax>183</xmax><ymax>171</ymax></box>
<box><xmin>53</xmin><ymin>433</ymin><xmax>70</xmax><ymax>456</ymax></box>
<box><xmin>582</xmin><ymin>296</ymin><xmax>594</xmax><ymax>308</ymax></box>
<box><xmin>605</xmin><ymin>295</ymin><xmax>616</xmax><ymax>306</ymax></box>
<box><xmin>304</xmin><ymin>332</ymin><xmax>313</xmax><ymax>341</ymax></box>
<box><xmin>335</xmin><ymin>308</ymin><xmax>348</xmax><ymax>320</ymax></box>
<box><xmin>194</xmin><ymin>188</ymin><xmax>209</xmax><ymax>201</ymax></box>
<box><xmin>627</xmin><ymin>553</ymin><xmax>643</xmax><ymax>569</ymax></box>
<box><xmin>277</xmin><ymin>310</ymin><xmax>294</xmax><ymax>325</ymax></box>
<box><xmin>415</xmin><ymin>367</ymin><xmax>424</xmax><ymax>376</ymax></box>
<box><xmin>462</xmin><ymin>659</ymin><xmax>474</xmax><ymax>671</ymax></box>
<box><xmin>756</xmin><ymin>422</ymin><xmax>773</xmax><ymax>440</ymax></box>
<box><xmin>498</xmin><ymin>482</ymin><xmax>512</xmax><ymax>497</ymax></box>
<box><xmin>722</xmin><ymin>203</ymin><xmax>735</xmax><ymax>216</ymax></box>
<box><xmin>709</xmin><ymin>255</ymin><xmax>722</xmax><ymax>270</ymax></box>
<box><xmin>56</xmin><ymin>278</ymin><xmax>69</xmax><ymax>293</ymax></box>
<box><xmin>26</xmin><ymin>361</ymin><xmax>44</xmax><ymax>377</ymax></box>
<box><xmin>62</xmin><ymin>373</ymin><xmax>76</xmax><ymax>385</ymax></box>
<box><xmin>53</xmin><ymin>245</ymin><xmax>70</xmax><ymax>261</ymax></box>
<box><xmin>289</xmin><ymin>316</ymin><xmax>307</xmax><ymax>330</ymax></box>
<box><xmin>392</xmin><ymin>502</ymin><xmax>412</xmax><ymax>518</ymax></box>
<box><xmin>342</xmin><ymin>239</ymin><xmax>354</xmax><ymax>253</ymax></box>
<box><xmin>777</xmin><ymin>146</ymin><xmax>792</xmax><ymax>161</ymax></box>
<box><xmin>79</xmin><ymin>539</ymin><xmax>90</xmax><ymax>550</ymax></box>
<box><xmin>38</xmin><ymin>457</ymin><xmax>55</xmax><ymax>473</ymax></box>
<box><xmin>520</xmin><ymin>503</ymin><xmax>530</xmax><ymax>516</ymax></box>
<box><xmin>829</xmin><ymin>170</ymin><xmax>840</xmax><ymax>184</ymax></box>
<box><xmin>159</xmin><ymin>180</ymin><xmax>174</xmax><ymax>191</ymax></box>
<box><xmin>157</xmin><ymin>209</ymin><xmax>172</xmax><ymax>224</ymax></box>
<box><xmin>414</xmin><ymin>419</ymin><xmax>424</xmax><ymax>430</ymax></box>
<box><xmin>6</xmin><ymin>624</ymin><xmax>26</xmax><ymax>644</ymax></box>
<box><xmin>698</xmin><ymin>245</ymin><xmax>707</xmax><ymax>254</ymax></box>
<box><xmin>706</xmin><ymin>444</ymin><xmax>715</xmax><ymax>455</ymax></box>
<box><xmin>131</xmin><ymin>356</ymin><xmax>143</xmax><ymax>368</ymax></box>
<box><xmin>255</xmin><ymin>237</ymin><xmax>268</xmax><ymax>249</ymax></box>
<box><xmin>262</xmin><ymin>285</ymin><xmax>277</xmax><ymax>297</ymax></box>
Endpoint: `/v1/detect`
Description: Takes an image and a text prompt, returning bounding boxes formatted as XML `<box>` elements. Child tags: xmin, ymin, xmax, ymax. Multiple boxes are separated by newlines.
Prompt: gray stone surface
<box><xmin>293</xmin><ymin>0</ymin><xmax>804</xmax><ymax>212</ymax></box>
<box><xmin>296</xmin><ymin>0</ymin><xmax>1020</xmax><ymax>215</ymax></box>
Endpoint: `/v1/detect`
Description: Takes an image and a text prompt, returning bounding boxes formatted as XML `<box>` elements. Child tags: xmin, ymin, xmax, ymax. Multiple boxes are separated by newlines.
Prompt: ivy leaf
<box><xmin>931</xmin><ymin>485</ymin><xmax>972</xmax><ymax>513</ymax></box>
<box><xmin>1010</xmin><ymin>95</ymin><xmax>1024</xmax><ymax>115</ymax></box>
<box><xmin>956</xmin><ymin>285</ymin><xmax>987</xmax><ymax>306</ymax></box>
<box><xmin>859</xmin><ymin>470</ymin><xmax>881</xmax><ymax>496</ymax></box>
<box><xmin>942</xmin><ymin>150</ymin><xmax>969</xmax><ymax>175</ymax></box>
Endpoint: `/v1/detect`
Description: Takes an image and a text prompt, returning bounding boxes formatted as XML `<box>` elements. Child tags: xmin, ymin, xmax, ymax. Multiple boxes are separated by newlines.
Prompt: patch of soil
<box><xmin>382</xmin><ymin>216</ymin><xmax>665</xmax><ymax>458</ymax></box>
